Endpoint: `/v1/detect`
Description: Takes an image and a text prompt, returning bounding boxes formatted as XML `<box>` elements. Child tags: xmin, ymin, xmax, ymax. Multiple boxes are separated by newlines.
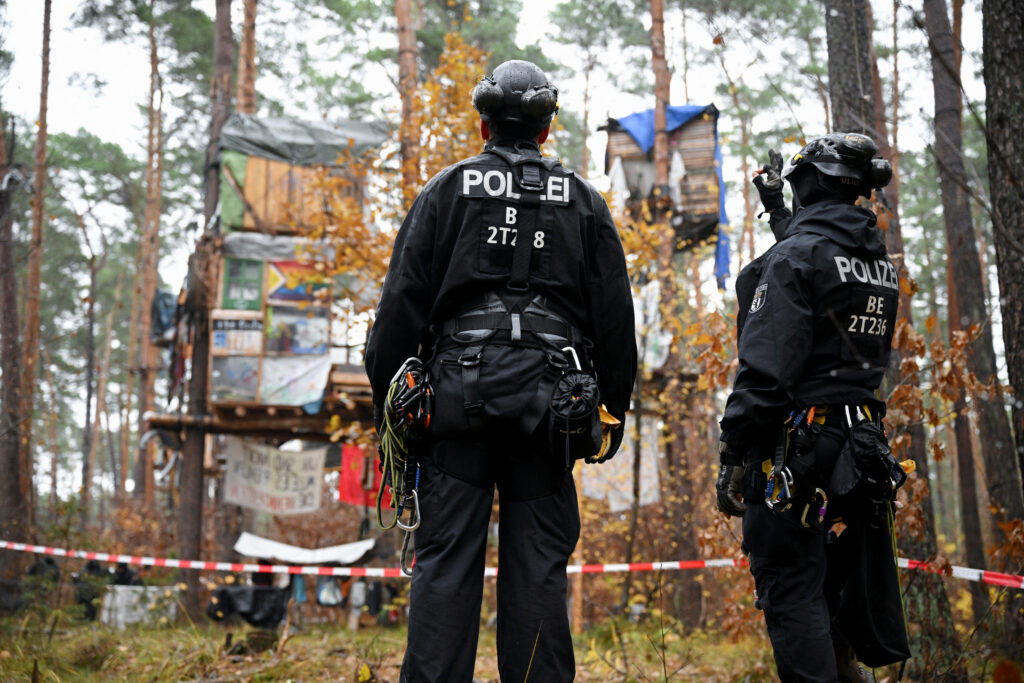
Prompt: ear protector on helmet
<box><xmin>520</xmin><ymin>83</ymin><xmax>559</xmax><ymax>120</ymax></box>
<box><xmin>472</xmin><ymin>76</ymin><xmax>504</xmax><ymax>116</ymax></box>
<box><xmin>868</xmin><ymin>157</ymin><xmax>893</xmax><ymax>190</ymax></box>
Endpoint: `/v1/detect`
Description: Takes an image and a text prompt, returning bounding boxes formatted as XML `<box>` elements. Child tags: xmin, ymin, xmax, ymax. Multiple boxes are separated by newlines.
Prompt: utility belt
<box><xmin>746</xmin><ymin>402</ymin><xmax>905</xmax><ymax>532</ymax></box>
<box><xmin>426</xmin><ymin>293</ymin><xmax>602</xmax><ymax>463</ymax></box>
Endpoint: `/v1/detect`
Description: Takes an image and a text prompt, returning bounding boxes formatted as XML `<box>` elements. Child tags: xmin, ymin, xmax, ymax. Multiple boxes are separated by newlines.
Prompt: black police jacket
<box><xmin>364</xmin><ymin>137</ymin><xmax>637</xmax><ymax>425</ymax></box>
<box><xmin>720</xmin><ymin>200</ymin><xmax>898</xmax><ymax>453</ymax></box>
<box><xmin>734</xmin><ymin>206</ymin><xmax>793</xmax><ymax>338</ymax></box>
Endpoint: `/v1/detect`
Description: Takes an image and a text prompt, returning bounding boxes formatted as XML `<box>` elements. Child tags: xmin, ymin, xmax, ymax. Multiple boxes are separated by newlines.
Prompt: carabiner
<box><xmin>561</xmin><ymin>346</ymin><xmax>582</xmax><ymax>371</ymax></box>
<box><xmin>800</xmin><ymin>488</ymin><xmax>829</xmax><ymax>528</ymax></box>
<box><xmin>396</xmin><ymin>488</ymin><xmax>421</xmax><ymax>532</ymax></box>
<box><xmin>400</xmin><ymin>529</ymin><xmax>415</xmax><ymax>577</ymax></box>
<box><xmin>765</xmin><ymin>466</ymin><xmax>793</xmax><ymax>508</ymax></box>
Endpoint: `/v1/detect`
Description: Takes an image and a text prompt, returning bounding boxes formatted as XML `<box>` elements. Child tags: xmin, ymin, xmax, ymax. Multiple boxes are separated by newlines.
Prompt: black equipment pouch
<box><xmin>829</xmin><ymin>405</ymin><xmax>906</xmax><ymax>524</ymax></box>
<box><xmin>548</xmin><ymin>354</ymin><xmax>602</xmax><ymax>467</ymax></box>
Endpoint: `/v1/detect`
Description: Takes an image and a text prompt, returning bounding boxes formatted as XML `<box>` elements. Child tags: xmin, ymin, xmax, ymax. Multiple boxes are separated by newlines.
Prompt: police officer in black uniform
<box><xmin>715</xmin><ymin>133</ymin><xmax>898</xmax><ymax>682</ymax></box>
<box><xmin>365</xmin><ymin>60</ymin><xmax>637</xmax><ymax>683</ymax></box>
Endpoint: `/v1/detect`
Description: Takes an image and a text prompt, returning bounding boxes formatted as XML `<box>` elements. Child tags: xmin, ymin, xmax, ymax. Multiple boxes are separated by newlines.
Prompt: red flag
<box><xmin>337</xmin><ymin>444</ymin><xmax>388</xmax><ymax>507</ymax></box>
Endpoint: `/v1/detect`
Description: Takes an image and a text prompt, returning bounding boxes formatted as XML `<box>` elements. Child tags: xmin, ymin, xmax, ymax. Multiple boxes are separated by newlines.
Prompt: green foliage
<box><xmin>5</xmin><ymin>127</ymin><xmax>144</xmax><ymax>504</ymax></box>
<box><xmin>549</xmin><ymin>0</ymin><xmax>646</xmax><ymax>58</ymax></box>
<box><xmin>416</xmin><ymin>0</ymin><xmax>556</xmax><ymax>72</ymax></box>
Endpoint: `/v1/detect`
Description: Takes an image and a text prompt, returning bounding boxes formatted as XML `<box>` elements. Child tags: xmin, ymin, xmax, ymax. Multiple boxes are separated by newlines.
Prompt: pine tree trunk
<box><xmin>45</xmin><ymin>362</ymin><xmax>59</xmax><ymax>524</ymax></box>
<box><xmin>236</xmin><ymin>0</ymin><xmax>257</xmax><ymax>115</ymax></box>
<box><xmin>80</xmin><ymin>258</ymin><xmax>97</xmax><ymax>524</ymax></box>
<box><xmin>650</xmin><ymin>0</ymin><xmax>669</xmax><ymax>191</ymax></box>
<box><xmin>865</xmin><ymin>1</ymin><xmax>965</xmax><ymax>672</ymax></box>
<box><xmin>827</xmin><ymin>0</ymin><xmax>966</xmax><ymax>671</ymax></box>
<box><xmin>651</xmin><ymin>0</ymin><xmax>701</xmax><ymax>628</ymax></box>
<box><xmin>0</xmin><ymin>113</ymin><xmax>28</xmax><ymax>579</ymax></box>
<box><xmin>135</xmin><ymin>5</ymin><xmax>163</xmax><ymax>505</ymax></box>
<box><xmin>982</xmin><ymin>0</ymin><xmax>1024</xmax><ymax>649</ymax></box>
<box><xmin>86</xmin><ymin>271</ymin><xmax>124</xmax><ymax>526</ymax></box>
<box><xmin>122</xmin><ymin>246</ymin><xmax>142</xmax><ymax>497</ymax></box>
<box><xmin>825</xmin><ymin>0</ymin><xmax>876</xmax><ymax>136</ymax></box>
<box><xmin>180</xmin><ymin>0</ymin><xmax>234</xmax><ymax>619</ymax></box>
<box><xmin>18</xmin><ymin>0</ymin><xmax>51</xmax><ymax>544</ymax></box>
<box><xmin>396</xmin><ymin>0</ymin><xmax>420</xmax><ymax>206</ymax></box>
<box><xmin>923</xmin><ymin>0</ymin><xmax>1024</xmax><ymax>529</ymax></box>
<box><xmin>984</xmin><ymin>0</ymin><xmax>1024</xmax><ymax>505</ymax></box>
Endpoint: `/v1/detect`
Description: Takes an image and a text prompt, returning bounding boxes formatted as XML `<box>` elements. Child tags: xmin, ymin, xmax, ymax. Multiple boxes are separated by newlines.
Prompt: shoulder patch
<box><xmin>750</xmin><ymin>283</ymin><xmax>768</xmax><ymax>313</ymax></box>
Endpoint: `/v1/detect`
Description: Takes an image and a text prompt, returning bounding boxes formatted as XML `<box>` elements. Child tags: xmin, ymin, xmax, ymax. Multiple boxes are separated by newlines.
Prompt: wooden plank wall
<box><xmin>607</xmin><ymin>113</ymin><xmax>721</xmax><ymax>218</ymax></box>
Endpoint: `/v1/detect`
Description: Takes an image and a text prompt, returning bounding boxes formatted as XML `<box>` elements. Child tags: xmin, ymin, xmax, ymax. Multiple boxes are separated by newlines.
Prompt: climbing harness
<box><xmin>377</xmin><ymin>357</ymin><xmax>432</xmax><ymax>575</ymax></box>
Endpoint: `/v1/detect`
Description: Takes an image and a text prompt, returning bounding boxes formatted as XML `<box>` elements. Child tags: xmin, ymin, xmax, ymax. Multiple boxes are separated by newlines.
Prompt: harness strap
<box><xmin>508</xmin><ymin>182</ymin><xmax>540</xmax><ymax>292</ymax></box>
<box><xmin>440</xmin><ymin>312</ymin><xmax>584</xmax><ymax>345</ymax></box>
<box><xmin>517</xmin><ymin>352</ymin><xmax>569</xmax><ymax>437</ymax></box>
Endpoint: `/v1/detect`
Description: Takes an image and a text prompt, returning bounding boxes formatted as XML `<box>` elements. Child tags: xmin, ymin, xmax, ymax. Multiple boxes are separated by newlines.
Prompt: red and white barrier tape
<box><xmin>2</xmin><ymin>540</ymin><xmax>1021</xmax><ymax>588</ymax></box>
<box><xmin>899</xmin><ymin>558</ymin><xmax>1024</xmax><ymax>589</ymax></box>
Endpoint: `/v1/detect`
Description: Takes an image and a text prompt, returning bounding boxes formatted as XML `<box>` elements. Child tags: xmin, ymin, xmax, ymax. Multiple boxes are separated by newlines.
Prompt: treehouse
<box><xmin>602</xmin><ymin>104</ymin><xmax>728</xmax><ymax>250</ymax></box>
<box><xmin>152</xmin><ymin>113</ymin><xmax>389</xmax><ymax>442</ymax></box>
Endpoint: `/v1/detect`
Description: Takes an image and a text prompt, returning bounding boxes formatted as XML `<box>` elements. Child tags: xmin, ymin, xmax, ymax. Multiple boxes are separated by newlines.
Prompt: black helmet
<box><xmin>472</xmin><ymin>60</ymin><xmax>558</xmax><ymax>137</ymax></box>
<box><xmin>782</xmin><ymin>133</ymin><xmax>892</xmax><ymax>199</ymax></box>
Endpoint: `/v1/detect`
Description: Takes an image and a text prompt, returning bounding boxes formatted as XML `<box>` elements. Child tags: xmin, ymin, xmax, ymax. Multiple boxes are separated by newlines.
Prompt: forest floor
<box><xmin>1</xmin><ymin>609</ymin><xmax>1018</xmax><ymax>682</ymax></box>
<box><xmin>1</xmin><ymin>611</ymin><xmax>781</xmax><ymax>683</ymax></box>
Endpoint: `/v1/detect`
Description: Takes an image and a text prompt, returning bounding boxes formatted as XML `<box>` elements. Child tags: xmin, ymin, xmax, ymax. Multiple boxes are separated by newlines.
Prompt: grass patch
<box><xmin>3</xmin><ymin>612</ymin><xmax>1016</xmax><ymax>682</ymax></box>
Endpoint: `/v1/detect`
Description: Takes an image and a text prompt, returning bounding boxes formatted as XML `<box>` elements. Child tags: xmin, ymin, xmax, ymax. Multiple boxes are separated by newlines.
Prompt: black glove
<box><xmin>716</xmin><ymin>464</ymin><xmax>746</xmax><ymax>517</ymax></box>
<box><xmin>586</xmin><ymin>425</ymin><xmax>624</xmax><ymax>464</ymax></box>
<box><xmin>752</xmin><ymin>149</ymin><xmax>785</xmax><ymax>214</ymax></box>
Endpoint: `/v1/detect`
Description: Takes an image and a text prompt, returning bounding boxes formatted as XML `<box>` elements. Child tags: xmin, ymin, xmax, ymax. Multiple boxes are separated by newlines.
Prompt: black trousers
<box><xmin>742</xmin><ymin>422</ymin><xmax>848</xmax><ymax>683</ymax></box>
<box><xmin>400</xmin><ymin>431</ymin><xmax>580</xmax><ymax>683</ymax></box>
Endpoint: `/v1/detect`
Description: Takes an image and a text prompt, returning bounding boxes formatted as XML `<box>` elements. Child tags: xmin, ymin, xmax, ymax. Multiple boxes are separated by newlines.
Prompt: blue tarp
<box><xmin>612</xmin><ymin>104</ymin><xmax>729</xmax><ymax>228</ymax></box>
<box><xmin>615</xmin><ymin>104</ymin><xmax>710</xmax><ymax>154</ymax></box>
<box><xmin>613</xmin><ymin>103</ymin><xmax>732</xmax><ymax>286</ymax></box>
<box><xmin>714</xmin><ymin>228</ymin><xmax>731</xmax><ymax>290</ymax></box>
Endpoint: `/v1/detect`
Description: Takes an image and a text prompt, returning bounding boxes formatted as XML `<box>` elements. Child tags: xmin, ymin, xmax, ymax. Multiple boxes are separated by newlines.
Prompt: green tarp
<box><xmin>219</xmin><ymin>113</ymin><xmax>390</xmax><ymax>166</ymax></box>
